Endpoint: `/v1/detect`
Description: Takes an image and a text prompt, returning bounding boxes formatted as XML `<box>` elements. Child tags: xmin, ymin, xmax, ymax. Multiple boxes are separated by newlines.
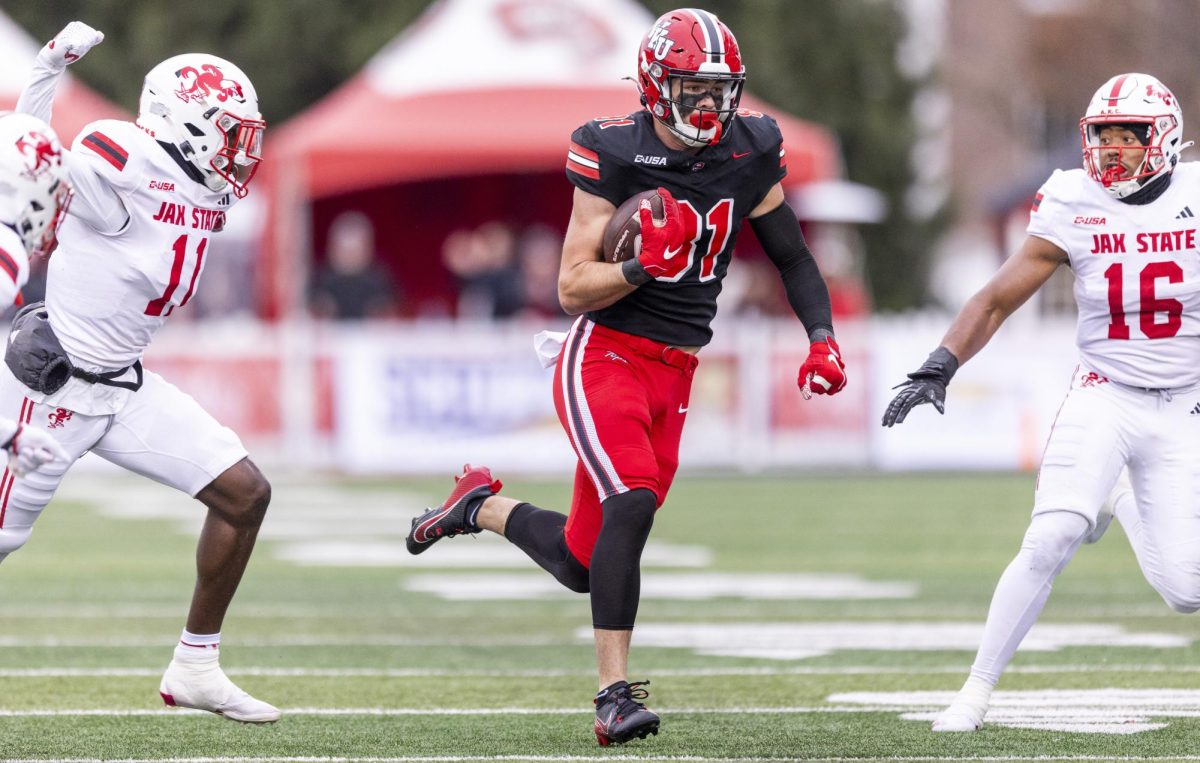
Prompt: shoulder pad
<box><xmin>72</xmin><ymin>120</ymin><xmax>146</xmax><ymax>192</ymax></box>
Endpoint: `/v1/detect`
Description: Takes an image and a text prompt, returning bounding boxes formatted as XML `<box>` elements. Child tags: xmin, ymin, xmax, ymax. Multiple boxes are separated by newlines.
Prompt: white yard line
<box><xmin>0</xmin><ymin>705</ymin><xmax>977</xmax><ymax>717</ymax></box>
<box><xmin>3</xmin><ymin>756</ymin><xmax>1200</xmax><ymax>763</ymax></box>
<box><xmin>2</xmin><ymin>664</ymin><xmax>1199</xmax><ymax>678</ymax></box>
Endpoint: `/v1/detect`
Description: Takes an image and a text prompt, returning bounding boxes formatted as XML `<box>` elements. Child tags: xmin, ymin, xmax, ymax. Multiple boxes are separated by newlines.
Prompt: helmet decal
<box><xmin>174</xmin><ymin>63</ymin><xmax>246</xmax><ymax>105</ymax></box>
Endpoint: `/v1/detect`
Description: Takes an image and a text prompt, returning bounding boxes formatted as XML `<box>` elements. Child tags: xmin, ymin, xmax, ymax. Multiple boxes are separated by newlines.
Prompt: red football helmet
<box><xmin>636</xmin><ymin>9</ymin><xmax>745</xmax><ymax>148</ymax></box>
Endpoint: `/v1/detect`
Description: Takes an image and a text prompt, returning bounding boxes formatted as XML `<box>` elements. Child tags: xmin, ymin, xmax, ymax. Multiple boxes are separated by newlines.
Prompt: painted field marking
<box><xmin>58</xmin><ymin>474</ymin><xmax>711</xmax><ymax>569</ymax></box>
<box><xmin>8</xmin><ymin>756</ymin><xmax>1200</xmax><ymax>763</ymax></box>
<box><xmin>830</xmin><ymin>688</ymin><xmax>1200</xmax><ymax>735</ymax></box>
<box><xmin>4</xmin><ymin>664</ymin><xmax>1200</xmax><ymax>678</ymax></box>
<box><xmin>614</xmin><ymin>621</ymin><xmax>1191</xmax><ymax>660</ymax></box>
<box><xmin>276</xmin><ymin>538</ymin><xmax>709</xmax><ymax>568</ymax></box>
<box><xmin>407</xmin><ymin>573</ymin><xmax>914</xmax><ymax>601</ymax></box>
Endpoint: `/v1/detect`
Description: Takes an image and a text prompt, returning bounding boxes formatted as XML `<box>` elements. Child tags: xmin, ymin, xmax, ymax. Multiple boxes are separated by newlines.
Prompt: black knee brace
<box><xmin>504</xmin><ymin>503</ymin><xmax>590</xmax><ymax>593</ymax></box>
<box><xmin>590</xmin><ymin>488</ymin><xmax>657</xmax><ymax>630</ymax></box>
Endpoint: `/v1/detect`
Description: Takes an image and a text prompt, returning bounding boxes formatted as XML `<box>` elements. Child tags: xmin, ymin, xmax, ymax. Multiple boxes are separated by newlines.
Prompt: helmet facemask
<box><xmin>662</xmin><ymin>73</ymin><xmax>743</xmax><ymax>147</ymax></box>
<box><xmin>1081</xmin><ymin>118</ymin><xmax>1170</xmax><ymax>198</ymax></box>
<box><xmin>207</xmin><ymin>109</ymin><xmax>265</xmax><ymax>197</ymax></box>
<box><xmin>18</xmin><ymin>177</ymin><xmax>73</xmax><ymax>259</ymax></box>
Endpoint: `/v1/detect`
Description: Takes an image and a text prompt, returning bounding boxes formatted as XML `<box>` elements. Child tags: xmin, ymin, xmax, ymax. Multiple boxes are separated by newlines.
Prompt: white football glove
<box><xmin>37</xmin><ymin>21</ymin><xmax>105</xmax><ymax>72</ymax></box>
<box><xmin>1</xmin><ymin>422</ymin><xmax>69</xmax><ymax>478</ymax></box>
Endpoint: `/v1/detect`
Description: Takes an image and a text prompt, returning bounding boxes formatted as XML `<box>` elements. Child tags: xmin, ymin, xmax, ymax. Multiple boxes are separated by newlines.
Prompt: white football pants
<box><xmin>969</xmin><ymin>365</ymin><xmax>1200</xmax><ymax>684</ymax></box>
<box><xmin>0</xmin><ymin>366</ymin><xmax>247</xmax><ymax>563</ymax></box>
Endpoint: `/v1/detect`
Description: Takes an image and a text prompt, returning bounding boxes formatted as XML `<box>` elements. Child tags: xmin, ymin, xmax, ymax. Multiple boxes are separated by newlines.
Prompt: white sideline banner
<box><xmin>333</xmin><ymin>325</ymin><xmax>570</xmax><ymax>474</ymax></box>
<box><xmin>331</xmin><ymin>320</ymin><xmax>874</xmax><ymax>474</ymax></box>
<box><xmin>147</xmin><ymin>316</ymin><xmax>1089</xmax><ymax>473</ymax></box>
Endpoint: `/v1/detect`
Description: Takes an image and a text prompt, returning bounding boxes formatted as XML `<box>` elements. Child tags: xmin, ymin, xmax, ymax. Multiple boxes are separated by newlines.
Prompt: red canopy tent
<box><xmin>262</xmin><ymin>0</ymin><xmax>840</xmax><ymax>318</ymax></box>
<box><xmin>0</xmin><ymin>13</ymin><xmax>128</xmax><ymax>143</ymax></box>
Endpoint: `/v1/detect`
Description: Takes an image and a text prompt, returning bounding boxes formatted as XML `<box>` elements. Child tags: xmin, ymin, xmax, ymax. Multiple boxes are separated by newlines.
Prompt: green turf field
<box><xmin>1</xmin><ymin>469</ymin><xmax>1199</xmax><ymax>762</ymax></box>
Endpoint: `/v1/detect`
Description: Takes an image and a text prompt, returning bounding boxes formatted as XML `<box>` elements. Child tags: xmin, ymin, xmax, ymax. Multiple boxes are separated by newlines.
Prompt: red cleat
<box><xmin>406</xmin><ymin>464</ymin><xmax>502</xmax><ymax>555</ymax></box>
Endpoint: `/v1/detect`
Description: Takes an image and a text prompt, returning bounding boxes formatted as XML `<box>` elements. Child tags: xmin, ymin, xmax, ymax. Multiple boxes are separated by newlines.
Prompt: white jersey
<box><xmin>1027</xmin><ymin>163</ymin><xmax>1200</xmax><ymax>388</ymax></box>
<box><xmin>38</xmin><ymin>120</ymin><xmax>238</xmax><ymax>415</ymax></box>
<box><xmin>0</xmin><ymin>225</ymin><xmax>31</xmax><ymax>309</ymax></box>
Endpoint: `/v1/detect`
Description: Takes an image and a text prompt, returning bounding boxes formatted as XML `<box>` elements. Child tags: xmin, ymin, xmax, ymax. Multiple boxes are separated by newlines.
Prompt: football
<box><xmin>601</xmin><ymin>189</ymin><xmax>665</xmax><ymax>263</ymax></box>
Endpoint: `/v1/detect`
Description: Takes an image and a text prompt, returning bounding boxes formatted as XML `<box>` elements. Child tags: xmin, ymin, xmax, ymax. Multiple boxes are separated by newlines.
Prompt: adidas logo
<box><xmin>1178</xmin><ymin>206</ymin><xmax>1195</xmax><ymax>219</ymax></box>
<box><xmin>1191</xmin><ymin>402</ymin><xmax>1200</xmax><ymax>415</ymax></box>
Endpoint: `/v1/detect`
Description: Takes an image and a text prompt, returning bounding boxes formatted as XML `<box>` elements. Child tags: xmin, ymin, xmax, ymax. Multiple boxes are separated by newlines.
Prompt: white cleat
<box><xmin>160</xmin><ymin>653</ymin><xmax>280</xmax><ymax>724</ymax></box>
<box><xmin>932</xmin><ymin>675</ymin><xmax>991</xmax><ymax>732</ymax></box>
<box><xmin>931</xmin><ymin>703</ymin><xmax>985</xmax><ymax>732</ymax></box>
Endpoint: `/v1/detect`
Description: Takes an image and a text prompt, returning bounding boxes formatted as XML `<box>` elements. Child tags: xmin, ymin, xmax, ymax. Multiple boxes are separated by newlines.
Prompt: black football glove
<box><xmin>881</xmin><ymin>346</ymin><xmax>960</xmax><ymax>427</ymax></box>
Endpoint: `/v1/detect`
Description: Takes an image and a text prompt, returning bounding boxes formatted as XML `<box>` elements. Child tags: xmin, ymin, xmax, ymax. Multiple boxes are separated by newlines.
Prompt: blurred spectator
<box><xmin>516</xmin><ymin>225</ymin><xmax>566</xmax><ymax>320</ymax></box>
<box><xmin>442</xmin><ymin>222</ymin><xmax>523</xmax><ymax>319</ymax></box>
<box><xmin>310</xmin><ymin>211</ymin><xmax>400</xmax><ymax>320</ymax></box>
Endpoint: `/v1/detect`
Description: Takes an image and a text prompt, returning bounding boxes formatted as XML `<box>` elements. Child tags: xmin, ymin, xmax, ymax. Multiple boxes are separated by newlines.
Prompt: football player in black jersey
<box><xmin>406</xmin><ymin>8</ymin><xmax>846</xmax><ymax>745</ymax></box>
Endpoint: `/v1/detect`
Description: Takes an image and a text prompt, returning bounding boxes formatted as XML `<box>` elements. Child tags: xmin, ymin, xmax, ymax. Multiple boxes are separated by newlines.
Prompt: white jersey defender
<box><xmin>888</xmin><ymin>73</ymin><xmax>1200</xmax><ymax>734</ymax></box>
<box><xmin>1029</xmin><ymin>162</ymin><xmax>1200</xmax><ymax>389</ymax></box>
<box><xmin>2</xmin><ymin>24</ymin><xmax>278</xmax><ymax>724</ymax></box>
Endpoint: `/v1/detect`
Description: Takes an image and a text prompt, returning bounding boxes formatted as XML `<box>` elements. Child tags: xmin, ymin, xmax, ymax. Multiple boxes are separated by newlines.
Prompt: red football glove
<box><xmin>798</xmin><ymin>337</ymin><xmax>847</xmax><ymax>399</ymax></box>
<box><xmin>637</xmin><ymin>187</ymin><xmax>688</xmax><ymax>280</ymax></box>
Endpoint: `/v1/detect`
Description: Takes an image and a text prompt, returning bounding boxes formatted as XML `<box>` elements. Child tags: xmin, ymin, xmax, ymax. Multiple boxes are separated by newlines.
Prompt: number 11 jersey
<box><xmin>42</xmin><ymin>119</ymin><xmax>239</xmax><ymax>415</ymax></box>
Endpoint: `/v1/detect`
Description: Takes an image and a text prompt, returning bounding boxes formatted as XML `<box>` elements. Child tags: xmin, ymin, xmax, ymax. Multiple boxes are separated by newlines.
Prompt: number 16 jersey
<box><xmin>1028</xmin><ymin>162</ymin><xmax>1200</xmax><ymax>389</ymax></box>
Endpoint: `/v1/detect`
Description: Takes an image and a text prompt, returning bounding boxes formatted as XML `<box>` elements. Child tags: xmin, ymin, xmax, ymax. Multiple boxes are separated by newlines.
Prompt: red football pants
<box><xmin>552</xmin><ymin>317</ymin><xmax>698</xmax><ymax>567</ymax></box>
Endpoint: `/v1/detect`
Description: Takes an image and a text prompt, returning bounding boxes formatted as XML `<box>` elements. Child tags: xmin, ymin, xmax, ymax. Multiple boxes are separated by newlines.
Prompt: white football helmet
<box><xmin>0</xmin><ymin>112</ymin><xmax>71</xmax><ymax>258</ymax></box>
<box><xmin>137</xmin><ymin>53</ymin><xmax>265</xmax><ymax>198</ymax></box>
<box><xmin>1080</xmin><ymin>73</ymin><xmax>1191</xmax><ymax>199</ymax></box>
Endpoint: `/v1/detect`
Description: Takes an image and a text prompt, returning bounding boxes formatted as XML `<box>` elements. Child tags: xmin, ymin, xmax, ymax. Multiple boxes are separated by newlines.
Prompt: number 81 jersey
<box><xmin>567</xmin><ymin>109</ymin><xmax>786</xmax><ymax>348</ymax></box>
<box><xmin>1028</xmin><ymin>163</ymin><xmax>1200</xmax><ymax>388</ymax></box>
<box><xmin>41</xmin><ymin>119</ymin><xmax>237</xmax><ymax>415</ymax></box>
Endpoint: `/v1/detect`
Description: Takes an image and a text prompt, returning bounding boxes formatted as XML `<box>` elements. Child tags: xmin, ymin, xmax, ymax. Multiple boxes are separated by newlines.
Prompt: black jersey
<box><xmin>566</xmin><ymin>109</ymin><xmax>786</xmax><ymax>347</ymax></box>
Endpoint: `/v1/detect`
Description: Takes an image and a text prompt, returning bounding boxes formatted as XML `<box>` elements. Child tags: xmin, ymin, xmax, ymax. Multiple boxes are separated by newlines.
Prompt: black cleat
<box><xmin>594</xmin><ymin>680</ymin><xmax>660</xmax><ymax>746</ymax></box>
<box><xmin>406</xmin><ymin>464</ymin><xmax>502</xmax><ymax>555</ymax></box>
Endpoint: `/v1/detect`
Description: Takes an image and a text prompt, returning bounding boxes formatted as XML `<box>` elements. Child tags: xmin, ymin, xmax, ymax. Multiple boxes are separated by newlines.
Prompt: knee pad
<box><xmin>1154</xmin><ymin>569</ymin><xmax>1200</xmax><ymax>614</ymax></box>
<box><xmin>1019</xmin><ymin>511</ymin><xmax>1090</xmax><ymax>575</ymax></box>
<box><xmin>600</xmin><ymin>488</ymin><xmax>657</xmax><ymax>537</ymax></box>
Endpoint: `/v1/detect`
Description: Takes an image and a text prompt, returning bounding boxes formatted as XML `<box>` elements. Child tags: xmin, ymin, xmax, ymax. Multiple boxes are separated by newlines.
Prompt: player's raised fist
<box><xmin>636</xmin><ymin>187</ymin><xmax>688</xmax><ymax>280</ymax></box>
<box><xmin>798</xmin><ymin>337</ymin><xmax>847</xmax><ymax>399</ymax></box>
<box><xmin>39</xmin><ymin>21</ymin><xmax>104</xmax><ymax>71</ymax></box>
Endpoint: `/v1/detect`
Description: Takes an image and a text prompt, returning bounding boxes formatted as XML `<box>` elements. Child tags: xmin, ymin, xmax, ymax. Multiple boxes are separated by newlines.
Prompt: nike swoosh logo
<box><xmin>678</xmin><ymin>405</ymin><xmax>689</xmax><ymax>413</ymax></box>
<box><xmin>412</xmin><ymin>507</ymin><xmax>451</xmax><ymax>543</ymax></box>
<box><xmin>662</xmin><ymin>245</ymin><xmax>682</xmax><ymax>260</ymax></box>
<box><xmin>732</xmin><ymin>151</ymin><xmax>750</xmax><ymax>159</ymax></box>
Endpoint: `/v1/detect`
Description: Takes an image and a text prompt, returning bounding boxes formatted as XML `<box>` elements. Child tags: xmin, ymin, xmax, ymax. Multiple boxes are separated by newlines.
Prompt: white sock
<box><xmin>176</xmin><ymin>629</ymin><xmax>220</xmax><ymax>662</ymax></box>
<box><xmin>956</xmin><ymin>674</ymin><xmax>995</xmax><ymax>707</ymax></box>
<box><xmin>969</xmin><ymin>511</ymin><xmax>1089</xmax><ymax>682</ymax></box>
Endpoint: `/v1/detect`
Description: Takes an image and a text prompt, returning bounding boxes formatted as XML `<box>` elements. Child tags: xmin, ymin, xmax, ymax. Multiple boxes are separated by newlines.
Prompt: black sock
<box><xmin>590</xmin><ymin>489</ymin><xmax>656</xmax><ymax>630</ymax></box>
<box><xmin>464</xmin><ymin>495</ymin><xmax>487</xmax><ymax>529</ymax></box>
<box><xmin>504</xmin><ymin>503</ymin><xmax>590</xmax><ymax>593</ymax></box>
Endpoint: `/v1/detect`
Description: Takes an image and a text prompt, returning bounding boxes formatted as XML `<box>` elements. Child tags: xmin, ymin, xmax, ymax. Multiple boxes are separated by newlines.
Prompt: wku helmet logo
<box><xmin>174</xmin><ymin>63</ymin><xmax>245</xmax><ymax>104</ymax></box>
<box><xmin>646</xmin><ymin>19</ymin><xmax>674</xmax><ymax>60</ymax></box>
<box><xmin>13</xmin><ymin>131</ymin><xmax>60</xmax><ymax>179</ymax></box>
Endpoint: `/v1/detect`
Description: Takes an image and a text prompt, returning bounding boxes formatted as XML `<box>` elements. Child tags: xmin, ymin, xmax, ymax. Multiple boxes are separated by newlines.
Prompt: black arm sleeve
<box><xmin>749</xmin><ymin>201</ymin><xmax>834</xmax><ymax>341</ymax></box>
